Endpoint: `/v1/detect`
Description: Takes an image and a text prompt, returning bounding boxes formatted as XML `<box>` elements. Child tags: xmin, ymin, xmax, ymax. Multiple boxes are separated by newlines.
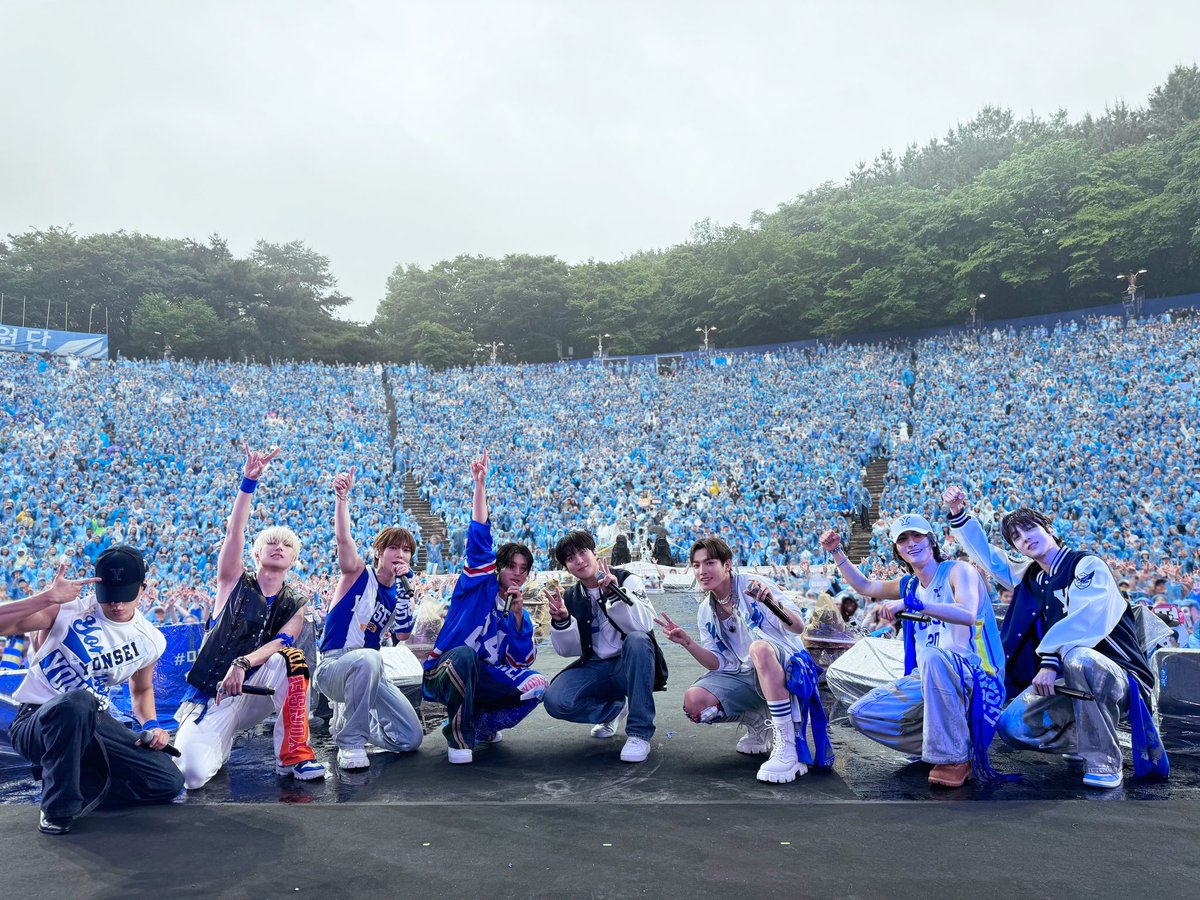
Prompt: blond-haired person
<box><xmin>173</xmin><ymin>445</ymin><xmax>326</xmax><ymax>789</ymax></box>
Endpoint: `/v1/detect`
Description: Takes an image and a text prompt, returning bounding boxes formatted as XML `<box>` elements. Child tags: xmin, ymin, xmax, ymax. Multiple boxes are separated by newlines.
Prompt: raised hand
<box><xmin>243</xmin><ymin>443</ymin><xmax>281</xmax><ymax>481</ymax></box>
<box><xmin>543</xmin><ymin>581</ymin><xmax>568</xmax><ymax>621</ymax></box>
<box><xmin>46</xmin><ymin>563</ymin><xmax>103</xmax><ymax>606</ymax></box>
<box><xmin>596</xmin><ymin>558</ymin><xmax>618</xmax><ymax>591</ymax></box>
<box><xmin>333</xmin><ymin>466</ymin><xmax>357</xmax><ymax>500</ymax></box>
<box><xmin>654</xmin><ymin>612</ymin><xmax>691</xmax><ymax>647</ymax></box>
<box><xmin>818</xmin><ymin>530</ymin><xmax>842</xmax><ymax>554</ymax></box>
<box><xmin>942</xmin><ymin>485</ymin><xmax>967</xmax><ymax>517</ymax></box>
<box><xmin>470</xmin><ymin>450</ymin><xmax>488</xmax><ymax>487</ymax></box>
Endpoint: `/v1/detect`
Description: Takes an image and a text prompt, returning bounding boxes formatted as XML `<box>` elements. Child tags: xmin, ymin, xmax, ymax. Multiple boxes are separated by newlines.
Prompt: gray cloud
<box><xmin>2</xmin><ymin>1</ymin><xmax>1197</xmax><ymax>321</ymax></box>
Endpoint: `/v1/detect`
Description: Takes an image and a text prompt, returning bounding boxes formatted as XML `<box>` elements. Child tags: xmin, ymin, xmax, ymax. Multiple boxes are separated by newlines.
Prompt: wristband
<box><xmin>240</xmin><ymin>476</ymin><xmax>259</xmax><ymax>494</ymax></box>
<box><xmin>274</xmin><ymin>632</ymin><xmax>295</xmax><ymax>648</ymax></box>
<box><xmin>232</xmin><ymin>656</ymin><xmax>252</xmax><ymax>672</ymax></box>
<box><xmin>140</xmin><ymin>718</ymin><xmax>162</xmax><ymax>732</ymax></box>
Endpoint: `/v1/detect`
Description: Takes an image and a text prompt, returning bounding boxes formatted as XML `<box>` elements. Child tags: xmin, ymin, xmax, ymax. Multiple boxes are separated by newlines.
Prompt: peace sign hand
<box><xmin>47</xmin><ymin>563</ymin><xmax>103</xmax><ymax>606</ymax></box>
<box><xmin>654</xmin><ymin>612</ymin><xmax>691</xmax><ymax>648</ymax></box>
<box><xmin>596</xmin><ymin>557</ymin><xmax>618</xmax><ymax>591</ymax></box>
<box><xmin>243</xmin><ymin>443</ymin><xmax>281</xmax><ymax>481</ymax></box>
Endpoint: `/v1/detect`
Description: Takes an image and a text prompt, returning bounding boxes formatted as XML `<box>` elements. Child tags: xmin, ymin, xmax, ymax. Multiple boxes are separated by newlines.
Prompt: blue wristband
<box><xmin>274</xmin><ymin>632</ymin><xmax>295</xmax><ymax>648</ymax></box>
<box><xmin>240</xmin><ymin>476</ymin><xmax>259</xmax><ymax>494</ymax></box>
<box><xmin>141</xmin><ymin>719</ymin><xmax>162</xmax><ymax>732</ymax></box>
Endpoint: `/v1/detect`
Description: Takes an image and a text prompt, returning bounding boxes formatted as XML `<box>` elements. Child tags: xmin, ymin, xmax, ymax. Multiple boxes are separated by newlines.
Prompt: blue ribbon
<box><xmin>1127</xmin><ymin>673</ymin><xmax>1170</xmax><ymax>780</ymax></box>
<box><xmin>785</xmin><ymin>650</ymin><xmax>835</xmax><ymax>768</ymax></box>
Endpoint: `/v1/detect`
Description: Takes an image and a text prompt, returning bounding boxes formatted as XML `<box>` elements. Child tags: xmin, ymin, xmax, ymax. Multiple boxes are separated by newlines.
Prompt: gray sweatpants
<box><xmin>847</xmin><ymin>646</ymin><xmax>974</xmax><ymax>765</ymax></box>
<box><xmin>996</xmin><ymin>646</ymin><xmax>1129</xmax><ymax>776</ymax></box>
<box><xmin>314</xmin><ymin>649</ymin><xmax>423</xmax><ymax>753</ymax></box>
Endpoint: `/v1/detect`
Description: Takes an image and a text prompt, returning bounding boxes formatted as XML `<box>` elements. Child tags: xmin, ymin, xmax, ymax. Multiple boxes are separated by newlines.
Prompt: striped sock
<box><xmin>767</xmin><ymin>699</ymin><xmax>791</xmax><ymax>726</ymax></box>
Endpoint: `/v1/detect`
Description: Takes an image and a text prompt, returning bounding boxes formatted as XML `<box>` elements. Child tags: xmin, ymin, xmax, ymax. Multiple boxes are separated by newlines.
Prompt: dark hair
<box><xmin>1000</xmin><ymin>508</ymin><xmax>1061</xmax><ymax>548</ymax></box>
<box><xmin>690</xmin><ymin>536</ymin><xmax>733</xmax><ymax>567</ymax></box>
<box><xmin>497</xmin><ymin>541</ymin><xmax>534</xmax><ymax>572</ymax></box>
<box><xmin>373</xmin><ymin>526</ymin><xmax>416</xmax><ymax>557</ymax></box>
<box><xmin>554</xmin><ymin>530</ymin><xmax>596</xmax><ymax>566</ymax></box>
<box><xmin>891</xmin><ymin>533</ymin><xmax>945</xmax><ymax>574</ymax></box>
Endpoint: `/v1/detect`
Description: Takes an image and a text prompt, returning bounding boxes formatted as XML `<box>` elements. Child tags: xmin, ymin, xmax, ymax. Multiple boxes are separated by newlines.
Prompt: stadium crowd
<box><xmin>1</xmin><ymin>312</ymin><xmax>1198</xmax><ymax>652</ymax></box>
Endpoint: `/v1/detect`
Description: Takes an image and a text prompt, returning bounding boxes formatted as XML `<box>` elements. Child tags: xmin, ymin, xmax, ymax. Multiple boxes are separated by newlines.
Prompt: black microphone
<box><xmin>136</xmin><ymin>731</ymin><xmax>182</xmax><ymax>758</ymax></box>
<box><xmin>602</xmin><ymin>581</ymin><xmax>635</xmax><ymax>607</ymax></box>
<box><xmin>241</xmin><ymin>684</ymin><xmax>275</xmax><ymax>696</ymax></box>
<box><xmin>897</xmin><ymin>612</ymin><xmax>933</xmax><ymax>623</ymax></box>
<box><xmin>1054</xmin><ymin>686</ymin><xmax>1095</xmax><ymax>701</ymax></box>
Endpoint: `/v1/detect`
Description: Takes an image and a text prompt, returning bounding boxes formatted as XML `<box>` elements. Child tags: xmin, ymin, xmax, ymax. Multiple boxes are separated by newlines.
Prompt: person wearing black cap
<box><xmin>7</xmin><ymin>547</ymin><xmax>184</xmax><ymax>835</ymax></box>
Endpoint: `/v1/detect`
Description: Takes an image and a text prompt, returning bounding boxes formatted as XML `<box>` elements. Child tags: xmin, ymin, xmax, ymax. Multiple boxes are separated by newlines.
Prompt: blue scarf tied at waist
<box><xmin>785</xmin><ymin>649</ymin><xmax>834</xmax><ymax>768</ymax></box>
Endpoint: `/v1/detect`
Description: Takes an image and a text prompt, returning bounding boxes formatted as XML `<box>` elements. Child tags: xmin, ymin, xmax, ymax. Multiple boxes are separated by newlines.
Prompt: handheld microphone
<box><xmin>240</xmin><ymin>684</ymin><xmax>275</xmax><ymax>696</ymax></box>
<box><xmin>136</xmin><ymin>732</ymin><xmax>182</xmax><ymax>758</ymax></box>
<box><xmin>897</xmin><ymin>612</ymin><xmax>933</xmax><ymax>623</ymax></box>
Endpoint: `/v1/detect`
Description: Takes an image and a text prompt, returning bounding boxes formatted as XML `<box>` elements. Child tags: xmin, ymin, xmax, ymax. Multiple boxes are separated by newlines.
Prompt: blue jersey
<box><xmin>424</xmin><ymin>519</ymin><xmax>537</xmax><ymax>687</ymax></box>
<box><xmin>319</xmin><ymin>567</ymin><xmax>414</xmax><ymax>653</ymax></box>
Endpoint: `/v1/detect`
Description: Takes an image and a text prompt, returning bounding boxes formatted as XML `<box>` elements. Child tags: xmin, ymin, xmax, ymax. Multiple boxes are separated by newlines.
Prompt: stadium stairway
<box><xmin>846</xmin><ymin>453</ymin><xmax>889</xmax><ymax>562</ymax></box>
<box><xmin>402</xmin><ymin>473</ymin><xmax>448</xmax><ymax>568</ymax></box>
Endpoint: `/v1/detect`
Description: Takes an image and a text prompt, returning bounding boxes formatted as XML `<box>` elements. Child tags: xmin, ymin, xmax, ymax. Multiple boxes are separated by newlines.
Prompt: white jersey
<box><xmin>908</xmin><ymin>561</ymin><xmax>975</xmax><ymax>665</ymax></box>
<box><xmin>13</xmin><ymin>597</ymin><xmax>166</xmax><ymax>710</ymax></box>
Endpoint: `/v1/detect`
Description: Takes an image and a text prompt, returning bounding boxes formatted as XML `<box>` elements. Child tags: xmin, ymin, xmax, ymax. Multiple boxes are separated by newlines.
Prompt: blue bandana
<box><xmin>785</xmin><ymin>650</ymin><xmax>834</xmax><ymax>768</ymax></box>
<box><xmin>1128</xmin><ymin>673</ymin><xmax>1170</xmax><ymax>779</ymax></box>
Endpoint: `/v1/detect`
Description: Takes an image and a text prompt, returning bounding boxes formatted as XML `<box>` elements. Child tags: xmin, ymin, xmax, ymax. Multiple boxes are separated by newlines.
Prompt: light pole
<box><xmin>1117</xmin><ymin>269</ymin><xmax>1148</xmax><ymax>318</ymax></box>
<box><xmin>595</xmin><ymin>333</ymin><xmax>611</xmax><ymax>359</ymax></box>
<box><xmin>88</xmin><ymin>304</ymin><xmax>96</xmax><ymax>333</ymax></box>
<box><xmin>968</xmin><ymin>293</ymin><xmax>986</xmax><ymax>328</ymax></box>
<box><xmin>476</xmin><ymin>341</ymin><xmax>504</xmax><ymax>365</ymax></box>
<box><xmin>695</xmin><ymin>325</ymin><xmax>718</xmax><ymax>352</ymax></box>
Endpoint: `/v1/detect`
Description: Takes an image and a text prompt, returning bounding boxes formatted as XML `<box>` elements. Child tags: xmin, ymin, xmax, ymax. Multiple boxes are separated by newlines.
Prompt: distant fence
<box><xmin>567</xmin><ymin>292</ymin><xmax>1200</xmax><ymax>369</ymax></box>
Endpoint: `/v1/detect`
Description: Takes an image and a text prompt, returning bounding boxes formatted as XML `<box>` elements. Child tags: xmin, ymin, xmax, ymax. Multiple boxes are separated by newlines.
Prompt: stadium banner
<box><xmin>0</xmin><ymin>324</ymin><xmax>108</xmax><ymax>359</ymax></box>
<box><xmin>111</xmin><ymin>622</ymin><xmax>205</xmax><ymax>728</ymax></box>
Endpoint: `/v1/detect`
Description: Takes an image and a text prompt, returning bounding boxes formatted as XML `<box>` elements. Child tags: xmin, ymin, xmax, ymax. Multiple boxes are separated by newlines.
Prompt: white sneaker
<box><xmin>448</xmin><ymin>747</ymin><xmax>474</xmax><ymax>765</ymax></box>
<box><xmin>620</xmin><ymin>736</ymin><xmax>651</xmax><ymax>763</ymax></box>
<box><xmin>591</xmin><ymin>701</ymin><xmax>629</xmax><ymax>739</ymax></box>
<box><xmin>337</xmin><ymin>747</ymin><xmax>369</xmax><ymax>770</ymax></box>
<box><xmin>736</xmin><ymin>712</ymin><xmax>773</xmax><ymax>755</ymax></box>
<box><xmin>478</xmin><ymin>730</ymin><xmax>504</xmax><ymax>744</ymax></box>
<box><xmin>756</xmin><ymin>719</ymin><xmax>807</xmax><ymax>784</ymax></box>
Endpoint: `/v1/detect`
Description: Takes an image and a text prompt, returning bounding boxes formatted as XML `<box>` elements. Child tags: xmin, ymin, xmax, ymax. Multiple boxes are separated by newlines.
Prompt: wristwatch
<box><xmin>232</xmin><ymin>656</ymin><xmax>252</xmax><ymax>672</ymax></box>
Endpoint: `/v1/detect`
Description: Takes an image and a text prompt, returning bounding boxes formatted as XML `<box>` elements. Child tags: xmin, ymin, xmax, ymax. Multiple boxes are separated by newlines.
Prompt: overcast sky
<box><xmin>2</xmin><ymin>1</ymin><xmax>1197</xmax><ymax>322</ymax></box>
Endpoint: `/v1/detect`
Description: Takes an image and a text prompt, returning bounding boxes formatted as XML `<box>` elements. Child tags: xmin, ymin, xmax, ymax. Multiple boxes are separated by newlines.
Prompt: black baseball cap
<box><xmin>95</xmin><ymin>545</ymin><xmax>147</xmax><ymax>604</ymax></box>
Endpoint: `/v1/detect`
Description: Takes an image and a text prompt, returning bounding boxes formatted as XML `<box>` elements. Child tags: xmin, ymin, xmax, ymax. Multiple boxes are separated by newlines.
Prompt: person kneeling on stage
<box><xmin>944</xmin><ymin>487</ymin><xmax>1168</xmax><ymax>789</ymax></box>
<box><xmin>7</xmin><ymin>547</ymin><xmax>184</xmax><ymax>834</ymax></box>
<box><xmin>174</xmin><ymin>445</ymin><xmax>326</xmax><ymax>788</ymax></box>
<box><xmin>422</xmin><ymin>450</ymin><xmax>546</xmax><ymax>764</ymax></box>
<box><xmin>821</xmin><ymin>515</ymin><xmax>1008</xmax><ymax>788</ymax></box>
<box><xmin>314</xmin><ymin>466</ymin><xmax>423</xmax><ymax>771</ymax></box>
<box><xmin>543</xmin><ymin>530</ymin><xmax>664</xmax><ymax>763</ymax></box>
<box><xmin>657</xmin><ymin>536</ymin><xmax>826</xmax><ymax>784</ymax></box>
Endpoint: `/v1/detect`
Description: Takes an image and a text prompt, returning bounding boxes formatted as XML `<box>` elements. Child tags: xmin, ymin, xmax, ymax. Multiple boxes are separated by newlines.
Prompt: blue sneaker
<box><xmin>276</xmin><ymin>759</ymin><xmax>327</xmax><ymax>781</ymax></box>
<box><xmin>1082</xmin><ymin>770</ymin><xmax>1122</xmax><ymax>789</ymax></box>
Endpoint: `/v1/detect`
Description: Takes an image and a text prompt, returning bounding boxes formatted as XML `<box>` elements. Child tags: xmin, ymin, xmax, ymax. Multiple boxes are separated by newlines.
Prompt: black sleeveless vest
<box><xmin>185</xmin><ymin>572</ymin><xmax>305</xmax><ymax>695</ymax></box>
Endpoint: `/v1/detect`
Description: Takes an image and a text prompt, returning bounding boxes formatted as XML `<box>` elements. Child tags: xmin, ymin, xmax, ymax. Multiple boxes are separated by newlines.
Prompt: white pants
<box><xmin>174</xmin><ymin>652</ymin><xmax>314</xmax><ymax>790</ymax></box>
